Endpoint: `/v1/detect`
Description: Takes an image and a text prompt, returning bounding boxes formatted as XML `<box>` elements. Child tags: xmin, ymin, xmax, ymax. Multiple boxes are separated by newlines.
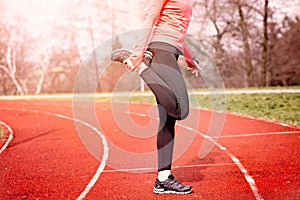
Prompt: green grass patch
<box><xmin>3</xmin><ymin>87</ymin><xmax>298</xmax><ymax>126</ymax></box>
<box><xmin>94</xmin><ymin>88</ymin><xmax>300</xmax><ymax>126</ymax></box>
<box><xmin>194</xmin><ymin>92</ymin><xmax>300</xmax><ymax>126</ymax></box>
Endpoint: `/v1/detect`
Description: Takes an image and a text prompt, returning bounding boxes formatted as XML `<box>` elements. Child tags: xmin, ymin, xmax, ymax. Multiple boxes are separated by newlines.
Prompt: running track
<box><xmin>0</xmin><ymin>98</ymin><xmax>299</xmax><ymax>199</ymax></box>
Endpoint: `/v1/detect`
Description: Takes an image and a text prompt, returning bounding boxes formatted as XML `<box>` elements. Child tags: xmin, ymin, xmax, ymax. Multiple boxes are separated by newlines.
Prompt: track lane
<box><xmin>0</xmin><ymin>105</ymin><xmax>107</xmax><ymax>199</ymax></box>
<box><xmin>0</xmin><ymin>121</ymin><xmax>13</xmax><ymax>154</ymax></box>
<box><xmin>0</xmin><ymin>99</ymin><xmax>299</xmax><ymax>199</ymax></box>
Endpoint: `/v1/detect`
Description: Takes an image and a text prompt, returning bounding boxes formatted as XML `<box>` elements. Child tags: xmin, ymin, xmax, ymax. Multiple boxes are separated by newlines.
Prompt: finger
<box><xmin>191</xmin><ymin>69</ymin><xmax>197</xmax><ymax>76</ymax></box>
<box><xmin>130</xmin><ymin>66</ymin><xmax>136</xmax><ymax>71</ymax></box>
<box><xmin>126</xmin><ymin>65</ymin><xmax>133</xmax><ymax>70</ymax></box>
<box><xmin>128</xmin><ymin>65</ymin><xmax>135</xmax><ymax>71</ymax></box>
<box><xmin>125</xmin><ymin>59</ymin><xmax>133</xmax><ymax>69</ymax></box>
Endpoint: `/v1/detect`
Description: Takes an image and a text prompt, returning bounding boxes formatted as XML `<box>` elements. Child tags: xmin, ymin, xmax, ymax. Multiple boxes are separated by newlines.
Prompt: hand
<box><xmin>186</xmin><ymin>58</ymin><xmax>200</xmax><ymax>77</ymax></box>
<box><xmin>123</xmin><ymin>50</ymin><xmax>144</xmax><ymax>72</ymax></box>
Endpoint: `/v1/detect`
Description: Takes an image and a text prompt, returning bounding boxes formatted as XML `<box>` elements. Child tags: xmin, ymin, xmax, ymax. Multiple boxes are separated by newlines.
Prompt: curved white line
<box><xmin>124</xmin><ymin>105</ymin><xmax>264</xmax><ymax>199</ymax></box>
<box><xmin>1</xmin><ymin>101</ymin><xmax>267</xmax><ymax>199</ymax></box>
<box><xmin>0</xmin><ymin>88</ymin><xmax>299</xmax><ymax>100</ymax></box>
<box><xmin>180</xmin><ymin>124</ymin><xmax>264</xmax><ymax>200</ymax></box>
<box><xmin>101</xmin><ymin>163</ymin><xmax>234</xmax><ymax>173</ymax></box>
<box><xmin>0</xmin><ymin>108</ymin><xmax>108</xmax><ymax>200</ymax></box>
<box><xmin>225</xmin><ymin>111</ymin><xmax>300</xmax><ymax>130</ymax></box>
<box><xmin>214</xmin><ymin>131</ymin><xmax>300</xmax><ymax>138</ymax></box>
<box><xmin>113</xmin><ymin>105</ymin><xmax>264</xmax><ymax>199</ymax></box>
<box><xmin>0</xmin><ymin>121</ymin><xmax>14</xmax><ymax>154</ymax></box>
<box><xmin>50</xmin><ymin>113</ymin><xmax>109</xmax><ymax>200</ymax></box>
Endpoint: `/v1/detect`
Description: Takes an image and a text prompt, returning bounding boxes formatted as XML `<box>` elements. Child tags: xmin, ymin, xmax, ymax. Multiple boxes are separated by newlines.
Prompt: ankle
<box><xmin>138</xmin><ymin>63</ymin><xmax>148</xmax><ymax>75</ymax></box>
<box><xmin>157</xmin><ymin>170</ymin><xmax>171</xmax><ymax>182</ymax></box>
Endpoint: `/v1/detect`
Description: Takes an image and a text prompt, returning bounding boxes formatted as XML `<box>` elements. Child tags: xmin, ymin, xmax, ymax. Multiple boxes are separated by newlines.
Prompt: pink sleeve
<box><xmin>133</xmin><ymin>0</ymin><xmax>167</xmax><ymax>51</ymax></box>
<box><xmin>183</xmin><ymin>43</ymin><xmax>195</xmax><ymax>62</ymax></box>
<box><xmin>144</xmin><ymin>0</ymin><xmax>167</xmax><ymax>28</ymax></box>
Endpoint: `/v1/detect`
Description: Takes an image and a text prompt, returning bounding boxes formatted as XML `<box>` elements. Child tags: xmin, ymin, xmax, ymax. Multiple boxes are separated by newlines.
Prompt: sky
<box><xmin>1</xmin><ymin>0</ymin><xmax>299</xmax><ymax>51</ymax></box>
<box><xmin>2</xmin><ymin>0</ymin><xmax>63</xmax><ymax>24</ymax></box>
<box><xmin>269</xmin><ymin>0</ymin><xmax>300</xmax><ymax>20</ymax></box>
<box><xmin>2</xmin><ymin>0</ymin><xmax>299</xmax><ymax>30</ymax></box>
<box><xmin>1</xmin><ymin>0</ymin><xmax>143</xmax><ymax>33</ymax></box>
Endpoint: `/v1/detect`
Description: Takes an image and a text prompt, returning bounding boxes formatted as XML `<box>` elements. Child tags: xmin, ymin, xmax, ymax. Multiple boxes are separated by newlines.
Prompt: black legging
<box><xmin>140</xmin><ymin>43</ymin><xmax>189</xmax><ymax>171</ymax></box>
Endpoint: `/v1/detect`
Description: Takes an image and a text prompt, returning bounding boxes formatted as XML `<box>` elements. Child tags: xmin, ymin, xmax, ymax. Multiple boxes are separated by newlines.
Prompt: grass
<box><xmin>2</xmin><ymin>87</ymin><xmax>299</xmax><ymax>126</ymax></box>
<box><xmin>96</xmin><ymin>87</ymin><xmax>300</xmax><ymax>126</ymax></box>
<box><xmin>194</xmin><ymin>92</ymin><xmax>300</xmax><ymax>126</ymax></box>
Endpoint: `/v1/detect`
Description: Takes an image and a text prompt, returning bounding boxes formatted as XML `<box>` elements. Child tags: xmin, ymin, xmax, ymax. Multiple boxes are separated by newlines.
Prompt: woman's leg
<box><xmin>156</xmin><ymin>106</ymin><xmax>176</xmax><ymax>172</ymax></box>
<box><xmin>139</xmin><ymin>49</ymin><xmax>189</xmax><ymax>120</ymax></box>
<box><xmin>140</xmin><ymin>48</ymin><xmax>189</xmax><ymax>173</ymax></box>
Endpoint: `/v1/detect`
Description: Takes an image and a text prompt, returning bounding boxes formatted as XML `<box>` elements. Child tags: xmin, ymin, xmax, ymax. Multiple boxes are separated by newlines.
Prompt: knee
<box><xmin>171</xmin><ymin>101</ymin><xmax>189</xmax><ymax>120</ymax></box>
<box><xmin>176</xmin><ymin>107</ymin><xmax>189</xmax><ymax>120</ymax></box>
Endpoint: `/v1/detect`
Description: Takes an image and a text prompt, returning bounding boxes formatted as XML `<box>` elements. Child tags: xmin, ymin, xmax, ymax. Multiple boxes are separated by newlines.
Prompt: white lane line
<box><xmin>180</xmin><ymin>125</ymin><xmax>264</xmax><ymax>200</ymax></box>
<box><xmin>122</xmin><ymin>107</ymin><xmax>264</xmax><ymax>199</ymax></box>
<box><xmin>214</xmin><ymin>131</ymin><xmax>300</xmax><ymax>139</ymax></box>
<box><xmin>0</xmin><ymin>108</ymin><xmax>108</xmax><ymax>200</ymax></box>
<box><xmin>0</xmin><ymin>88</ymin><xmax>299</xmax><ymax>100</ymax></box>
<box><xmin>6</xmin><ymin>101</ymin><xmax>292</xmax><ymax>200</ymax></box>
<box><xmin>0</xmin><ymin>121</ymin><xmax>14</xmax><ymax>154</ymax></box>
<box><xmin>102</xmin><ymin>163</ymin><xmax>234</xmax><ymax>173</ymax></box>
<box><xmin>50</xmin><ymin>114</ymin><xmax>109</xmax><ymax>200</ymax></box>
<box><xmin>225</xmin><ymin>111</ymin><xmax>300</xmax><ymax>130</ymax></box>
<box><xmin>226</xmin><ymin>151</ymin><xmax>262</xmax><ymax>199</ymax></box>
<box><xmin>118</xmin><ymin>106</ymin><xmax>265</xmax><ymax>199</ymax></box>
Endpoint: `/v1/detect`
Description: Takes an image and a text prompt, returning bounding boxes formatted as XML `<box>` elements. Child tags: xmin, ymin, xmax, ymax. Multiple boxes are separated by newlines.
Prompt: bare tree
<box><xmin>234</xmin><ymin>0</ymin><xmax>256</xmax><ymax>86</ymax></box>
<box><xmin>0</xmin><ymin>26</ymin><xmax>25</xmax><ymax>95</ymax></box>
<box><xmin>195</xmin><ymin>0</ymin><xmax>273</xmax><ymax>87</ymax></box>
<box><xmin>260</xmin><ymin>0</ymin><xmax>270</xmax><ymax>86</ymax></box>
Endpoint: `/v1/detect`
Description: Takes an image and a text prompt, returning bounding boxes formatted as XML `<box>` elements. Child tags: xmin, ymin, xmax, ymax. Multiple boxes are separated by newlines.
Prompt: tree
<box><xmin>269</xmin><ymin>17</ymin><xmax>300</xmax><ymax>86</ymax></box>
<box><xmin>191</xmin><ymin>0</ymin><xmax>277</xmax><ymax>87</ymax></box>
<box><xmin>0</xmin><ymin>25</ymin><xmax>28</xmax><ymax>95</ymax></box>
<box><xmin>191</xmin><ymin>0</ymin><xmax>242</xmax><ymax>88</ymax></box>
<box><xmin>261</xmin><ymin>0</ymin><xmax>270</xmax><ymax>86</ymax></box>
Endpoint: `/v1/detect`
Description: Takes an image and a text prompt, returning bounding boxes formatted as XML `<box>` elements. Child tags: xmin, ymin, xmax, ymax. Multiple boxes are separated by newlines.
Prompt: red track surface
<box><xmin>0</xmin><ymin>99</ymin><xmax>299</xmax><ymax>199</ymax></box>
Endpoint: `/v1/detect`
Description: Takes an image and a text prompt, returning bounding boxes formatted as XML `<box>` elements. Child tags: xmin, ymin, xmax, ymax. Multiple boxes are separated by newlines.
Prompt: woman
<box><xmin>124</xmin><ymin>0</ymin><xmax>199</xmax><ymax>194</ymax></box>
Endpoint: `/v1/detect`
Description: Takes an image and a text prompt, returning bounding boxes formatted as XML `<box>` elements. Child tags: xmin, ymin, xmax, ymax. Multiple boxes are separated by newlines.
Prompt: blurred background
<box><xmin>0</xmin><ymin>0</ymin><xmax>299</xmax><ymax>95</ymax></box>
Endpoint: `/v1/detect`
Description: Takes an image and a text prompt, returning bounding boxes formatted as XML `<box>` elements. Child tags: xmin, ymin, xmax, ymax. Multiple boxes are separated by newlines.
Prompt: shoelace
<box><xmin>164</xmin><ymin>178</ymin><xmax>186</xmax><ymax>190</ymax></box>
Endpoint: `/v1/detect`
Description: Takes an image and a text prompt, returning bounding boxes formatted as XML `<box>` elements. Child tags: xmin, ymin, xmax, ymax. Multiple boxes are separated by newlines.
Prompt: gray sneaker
<box><xmin>153</xmin><ymin>174</ymin><xmax>192</xmax><ymax>194</ymax></box>
<box><xmin>110</xmin><ymin>49</ymin><xmax>153</xmax><ymax>66</ymax></box>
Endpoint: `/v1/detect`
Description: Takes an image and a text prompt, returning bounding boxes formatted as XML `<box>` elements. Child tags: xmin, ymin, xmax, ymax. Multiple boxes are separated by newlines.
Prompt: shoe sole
<box><xmin>153</xmin><ymin>187</ymin><xmax>192</xmax><ymax>194</ymax></box>
<box><xmin>110</xmin><ymin>49</ymin><xmax>133</xmax><ymax>63</ymax></box>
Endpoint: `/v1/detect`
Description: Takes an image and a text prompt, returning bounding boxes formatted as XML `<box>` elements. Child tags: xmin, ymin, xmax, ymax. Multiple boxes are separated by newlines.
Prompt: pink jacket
<box><xmin>143</xmin><ymin>0</ymin><xmax>195</xmax><ymax>61</ymax></box>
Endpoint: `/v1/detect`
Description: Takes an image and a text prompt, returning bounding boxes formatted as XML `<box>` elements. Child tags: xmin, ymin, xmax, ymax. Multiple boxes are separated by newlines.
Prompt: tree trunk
<box><xmin>261</xmin><ymin>0</ymin><xmax>269</xmax><ymax>86</ymax></box>
<box><xmin>35</xmin><ymin>67</ymin><xmax>46</xmax><ymax>95</ymax></box>
<box><xmin>0</xmin><ymin>65</ymin><xmax>24</xmax><ymax>95</ymax></box>
<box><xmin>1</xmin><ymin>43</ymin><xmax>25</xmax><ymax>95</ymax></box>
<box><xmin>237</xmin><ymin>1</ymin><xmax>255</xmax><ymax>87</ymax></box>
